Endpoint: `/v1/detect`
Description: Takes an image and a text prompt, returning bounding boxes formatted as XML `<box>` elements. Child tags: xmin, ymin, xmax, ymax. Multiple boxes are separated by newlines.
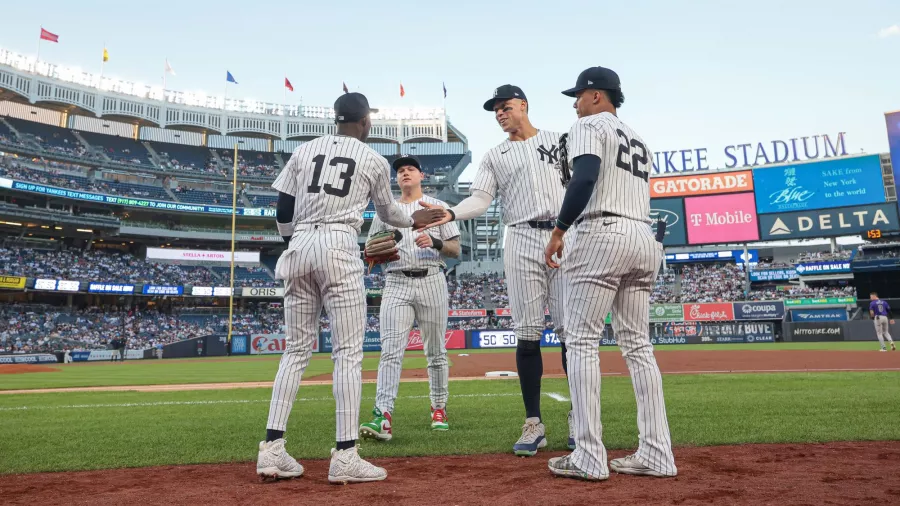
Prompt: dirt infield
<box><xmin>2</xmin><ymin>441</ymin><xmax>898</xmax><ymax>505</ymax></box>
<box><xmin>309</xmin><ymin>349</ymin><xmax>900</xmax><ymax>381</ymax></box>
<box><xmin>0</xmin><ymin>365</ymin><xmax>58</xmax><ymax>375</ymax></box>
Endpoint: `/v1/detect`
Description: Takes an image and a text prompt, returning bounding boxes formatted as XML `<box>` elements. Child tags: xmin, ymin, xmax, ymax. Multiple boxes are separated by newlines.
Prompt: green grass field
<box><xmin>1</xmin><ymin>372</ymin><xmax>898</xmax><ymax>474</ymax></box>
<box><xmin>1</xmin><ymin>342</ymin><xmax>897</xmax><ymax>475</ymax></box>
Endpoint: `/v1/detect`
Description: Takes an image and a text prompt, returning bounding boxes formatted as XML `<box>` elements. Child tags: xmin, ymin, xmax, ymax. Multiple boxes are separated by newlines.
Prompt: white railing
<box><xmin>0</xmin><ymin>47</ymin><xmax>444</xmax><ymax>121</ymax></box>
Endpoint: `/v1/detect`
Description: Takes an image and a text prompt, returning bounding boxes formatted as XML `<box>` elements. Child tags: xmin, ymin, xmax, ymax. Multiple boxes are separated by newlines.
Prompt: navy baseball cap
<box><xmin>561</xmin><ymin>67</ymin><xmax>621</xmax><ymax>97</ymax></box>
<box><xmin>392</xmin><ymin>154</ymin><xmax>422</xmax><ymax>172</ymax></box>
<box><xmin>334</xmin><ymin>92</ymin><xmax>379</xmax><ymax>123</ymax></box>
<box><xmin>483</xmin><ymin>85</ymin><xmax>527</xmax><ymax>111</ymax></box>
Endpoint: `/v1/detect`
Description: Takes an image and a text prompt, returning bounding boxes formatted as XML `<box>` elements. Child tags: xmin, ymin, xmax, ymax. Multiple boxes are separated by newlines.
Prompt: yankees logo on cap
<box><xmin>484</xmin><ymin>84</ymin><xmax>527</xmax><ymax>111</ymax></box>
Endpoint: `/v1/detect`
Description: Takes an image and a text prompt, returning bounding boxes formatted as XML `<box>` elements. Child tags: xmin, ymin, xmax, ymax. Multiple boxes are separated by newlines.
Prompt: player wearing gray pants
<box><xmin>360</xmin><ymin>155</ymin><xmax>461</xmax><ymax>440</ymax></box>
<box><xmin>869</xmin><ymin>292</ymin><xmax>896</xmax><ymax>351</ymax></box>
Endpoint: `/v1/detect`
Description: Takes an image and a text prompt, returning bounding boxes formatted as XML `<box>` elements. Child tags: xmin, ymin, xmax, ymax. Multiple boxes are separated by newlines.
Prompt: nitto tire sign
<box><xmin>789</xmin><ymin>323</ymin><xmax>844</xmax><ymax>342</ymax></box>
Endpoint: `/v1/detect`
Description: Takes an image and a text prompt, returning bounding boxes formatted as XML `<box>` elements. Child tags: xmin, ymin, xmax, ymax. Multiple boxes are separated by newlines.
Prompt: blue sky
<box><xmin>2</xmin><ymin>0</ymin><xmax>899</xmax><ymax>181</ymax></box>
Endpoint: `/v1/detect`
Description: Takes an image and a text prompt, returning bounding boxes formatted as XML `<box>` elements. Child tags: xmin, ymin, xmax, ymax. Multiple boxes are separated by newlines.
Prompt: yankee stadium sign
<box><xmin>652</xmin><ymin>132</ymin><xmax>847</xmax><ymax>173</ymax></box>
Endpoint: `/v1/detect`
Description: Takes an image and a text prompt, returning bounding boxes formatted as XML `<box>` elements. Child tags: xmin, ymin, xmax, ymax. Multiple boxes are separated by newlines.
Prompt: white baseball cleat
<box><xmin>610</xmin><ymin>454</ymin><xmax>677</xmax><ymax>477</ymax></box>
<box><xmin>328</xmin><ymin>446</ymin><xmax>387</xmax><ymax>484</ymax></box>
<box><xmin>879</xmin><ymin>348</ymin><xmax>887</xmax><ymax>352</ymax></box>
<box><xmin>256</xmin><ymin>439</ymin><xmax>304</xmax><ymax>480</ymax></box>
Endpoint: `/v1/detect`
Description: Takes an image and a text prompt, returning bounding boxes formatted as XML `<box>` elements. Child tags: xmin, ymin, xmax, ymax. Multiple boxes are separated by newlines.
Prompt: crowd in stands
<box><xmin>748</xmin><ymin>285</ymin><xmax>856</xmax><ymax>301</ymax></box>
<box><xmin>796</xmin><ymin>250</ymin><xmax>853</xmax><ymax>263</ymax></box>
<box><xmin>651</xmin><ymin>268</ymin><xmax>678</xmax><ymax>303</ymax></box>
<box><xmin>447</xmin><ymin>273</ymin><xmax>488</xmax><ymax>309</ymax></box>
<box><xmin>487</xmin><ymin>274</ymin><xmax>508</xmax><ymax>307</ymax></box>
<box><xmin>0</xmin><ymin>247</ymin><xmax>259</xmax><ymax>287</ymax></box>
<box><xmin>218</xmin><ymin>151</ymin><xmax>279</xmax><ymax>179</ymax></box>
<box><xmin>680</xmin><ymin>263</ymin><xmax>746</xmax><ymax>303</ymax></box>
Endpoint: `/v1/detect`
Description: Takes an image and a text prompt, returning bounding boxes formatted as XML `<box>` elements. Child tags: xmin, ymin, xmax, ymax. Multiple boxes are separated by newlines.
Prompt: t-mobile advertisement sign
<box><xmin>684</xmin><ymin>192</ymin><xmax>760</xmax><ymax>245</ymax></box>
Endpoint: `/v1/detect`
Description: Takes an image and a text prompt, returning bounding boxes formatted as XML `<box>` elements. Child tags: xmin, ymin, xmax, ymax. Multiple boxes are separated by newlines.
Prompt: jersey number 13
<box><xmin>307</xmin><ymin>155</ymin><xmax>356</xmax><ymax>198</ymax></box>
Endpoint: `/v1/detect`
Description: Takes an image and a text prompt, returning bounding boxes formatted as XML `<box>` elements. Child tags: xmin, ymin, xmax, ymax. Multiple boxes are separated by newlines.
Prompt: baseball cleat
<box><xmin>513</xmin><ymin>418</ymin><xmax>547</xmax><ymax>456</ymax></box>
<box><xmin>359</xmin><ymin>408</ymin><xmax>392</xmax><ymax>441</ymax></box>
<box><xmin>548</xmin><ymin>453</ymin><xmax>608</xmax><ymax>481</ymax></box>
<box><xmin>610</xmin><ymin>454</ymin><xmax>677</xmax><ymax>477</ymax></box>
<box><xmin>880</xmin><ymin>348</ymin><xmax>887</xmax><ymax>352</ymax></box>
<box><xmin>567</xmin><ymin>410</ymin><xmax>576</xmax><ymax>450</ymax></box>
<box><xmin>431</xmin><ymin>407</ymin><xmax>449</xmax><ymax>431</ymax></box>
<box><xmin>892</xmin><ymin>343</ymin><xmax>896</xmax><ymax>351</ymax></box>
<box><xmin>328</xmin><ymin>446</ymin><xmax>387</xmax><ymax>484</ymax></box>
<box><xmin>256</xmin><ymin>439</ymin><xmax>304</xmax><ymax>480</ymax></box>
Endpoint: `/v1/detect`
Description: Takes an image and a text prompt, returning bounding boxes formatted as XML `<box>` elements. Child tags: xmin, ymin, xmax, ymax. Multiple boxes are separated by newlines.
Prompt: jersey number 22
<box><xmin>615</xmin><ymin>129</ymin><xmax>649</xmax><ymax>182</ymax></box>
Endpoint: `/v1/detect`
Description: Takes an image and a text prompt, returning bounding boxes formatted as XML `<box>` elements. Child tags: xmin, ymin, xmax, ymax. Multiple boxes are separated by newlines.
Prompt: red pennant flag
<box><xmin>40</xmin><ymin>28</ymin><xmax>59</xmax><ymax>43</ymax></box>
<box><xmin>284</xmin><ymin>77</ymin><xmax>294</xmax><ymax>92</ymax></box>
<box><xmin>342</xmin><ymin>82</ymin><xmax>349</xmax><ymax>94</ymax></box>
<box><xmin>400</xmin><ymin>82</ymin><xmax>405</xmax><ymax>98</ymax></box>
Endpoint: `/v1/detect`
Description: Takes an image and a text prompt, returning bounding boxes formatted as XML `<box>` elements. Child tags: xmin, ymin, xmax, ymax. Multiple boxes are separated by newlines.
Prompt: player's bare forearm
<box><xmin>375</xmin><ymin>202</ymin><xmax>414</xmax><ymax>229</ymax></box>
<box><xmin>441</xmin><ymin>238</ymin><xmax>461</xmax><ymax>258</ymax></box>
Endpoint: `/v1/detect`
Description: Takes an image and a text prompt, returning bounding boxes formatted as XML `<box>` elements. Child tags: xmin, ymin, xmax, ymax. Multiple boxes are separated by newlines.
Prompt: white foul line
<box><xmin>544</xmin><ymin>392</ymin><xmax>569</xmax><ymax>402</ymax></box>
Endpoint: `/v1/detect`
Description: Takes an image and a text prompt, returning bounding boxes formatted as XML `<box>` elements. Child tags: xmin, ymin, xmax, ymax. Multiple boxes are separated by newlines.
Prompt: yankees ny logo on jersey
<box><xmin>537</xmin><ymin>144</ymin><xmax>559</xmax><ymax>164</ymax></box>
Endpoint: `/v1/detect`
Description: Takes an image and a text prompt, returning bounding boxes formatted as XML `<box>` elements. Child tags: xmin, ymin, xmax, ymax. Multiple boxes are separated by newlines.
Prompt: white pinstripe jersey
<box><xmin>470</xmin><ymin>130</ymin><xmax>566</xmax><ymax>226</ymax></box>
<box><xmin>271</xmin><ymin>135</ymin><xmax>394</xmax><ymax>234</ymax></box>
<box><xmin>368</xmin><ymin>195</ymin><xmax>461</xmax><ymax>272</ymax></box>
<box><xmin>567</xmin><ymin>112</ymin><xmax>652</xmax><ymax>224</ymax></box>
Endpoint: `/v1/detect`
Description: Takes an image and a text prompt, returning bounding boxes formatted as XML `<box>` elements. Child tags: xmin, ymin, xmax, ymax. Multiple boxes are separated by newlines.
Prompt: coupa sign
<box><xmin>734</xmin><ymin>301</ymin><xmax>785</xmax><ymax>320</ymax></box>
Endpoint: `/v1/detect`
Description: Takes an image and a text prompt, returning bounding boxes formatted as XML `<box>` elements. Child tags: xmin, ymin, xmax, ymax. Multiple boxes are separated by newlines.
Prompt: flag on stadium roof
<box><xmin>342</xmin><ymin>82</ymin><xmax>349</xmax><ymax>94</ymax></box>
<box><xmin>443</xmin><ymin>82</ymin><xmax>447</xmax><ymax>98</ymax></box>
<box><xmin>400</xmin><ymin>82</ymin><xmax>405</xmax><ymax>98</ymax></box>
<box><xmin>103</xmin><ymin>48</ymin><xmax>109</xmax><ymax>63</ymax></box>
<box><xmin>226</xmin><ymin>71</ymin><xmax>238</xmax><ymax>84</ymax></box>
<box><xmin>165</xmin><ymin>59</ymin><xmax>176</xmax><ymax>76</ymax></box>
<box><xmin>285</xmin><ymin>77</ymin><xmax>294</xmax><ymax>92</ymax></box>
<box><xmin>39</xmin><ymin>28</ymin><xmax>59</xmax><ymax>43</ymax></box>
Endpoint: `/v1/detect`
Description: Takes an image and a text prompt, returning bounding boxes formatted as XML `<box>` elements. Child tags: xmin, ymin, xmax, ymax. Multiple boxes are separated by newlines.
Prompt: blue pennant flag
<box><xmin>226</xmin><ymin>71</ymin><xmax>238</xmax><ymax>84</ymax></box>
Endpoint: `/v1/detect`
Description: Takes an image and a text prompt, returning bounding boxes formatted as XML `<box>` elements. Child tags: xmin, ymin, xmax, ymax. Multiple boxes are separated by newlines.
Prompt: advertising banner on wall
<box><xmin>406</xmin><ymin>330</ymin><xmax>466</xmax><ymax>350</ymax></box>
<box><xmin>682</xmin><ymin>303</ymin><xmax>736</xmax><ymax>321</ymax></box>
<box><xmin>470</xmin><ymin>330</ymin><xmax>518</xmax><ymax>349</ymax></box>
<box><xmin>650</xmin><ymin>170</ymin><xmax>754</xmax><ymax>198</ymax></box>
<box><xmin>788</xmin><ymin>322</ymin><xmax>844</xmax><ymax>341</ymax></box>
<box><xmin>684</xmin><ymin>192</ymin><xmax>760</xmax><ymax>245</ymax></box>
<box><xmin>146</xmin><ymin>247</ymin><xmax>260</xmax><ymax>264</ymax></box>
<box><xmin>752</xmin><ymin>155</ymin><xmax>886</xmax><ymax>214</ymax></box>
<box><xmin>650</xmin><ymin>304</ymin><xmax>685</xmax><ymax>322</ymax></box>
<box><xmin>733</xmin><ymin>301</ymin><xmax>785</xmax><ymax>320</ymax></box>
<box><xmin>0</xmin><ymin>276</ymin><xmax>26</xmax><ymax>289</ymax></box>
<box><xmin>749</xmin><ymin>268</ymin><xmax>798</xmax><ymax>282</ymax></box>
<box><xmin>649</xmin><ymin>198</ymin><xmax>687</xmax><ymax>246</ymax></box>
<box><xmin>759</xmin><ymin>203</ymin><xmax>900</xmax><ymax>241</ymax></box>
<box><xmin>241</xmin><ymin>287</ymin><xmax>284</xmax><ymax>297</ymax></box>
<box><xmin>651</xmin><ymin>322</ymin><xmax>775</xmax><ymax>344</ymax></box>
<box><xmin>448</xmin><ymin>309</ymin><xmax>486</xmax><ymax>317</ymax></box>
<box><xmin>784</xmin><ymin>297</ymin><xmax>856</xmax><ymax>306</ymax></box>
<box><xmin>795</xmin><ymin>261</ymin><xmax>851</xmax><ymax>275</ymax></box>
<box><xmin>251</xmin><ymin>334</ymin><xmax>319</xmax><ymax>354</ymax></box>
<box><xmin>791</xmin><ymin>309</ymin><xmax>848</xmax><ymax>322</ymax></box>
<box><xmin>319</xmin><ymin>331</ymin><xmax>381</xmax><ymax>353</ymax></box>
<box><xmin>142</xmin><ymin>285</ymin><xmax>184</xmax><ymax>296</ymax></box>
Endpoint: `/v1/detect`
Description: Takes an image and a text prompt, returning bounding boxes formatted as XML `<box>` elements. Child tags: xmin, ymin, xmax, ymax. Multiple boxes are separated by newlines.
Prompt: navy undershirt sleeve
<box><xmin>555</xmin><ymin>154</ymin><xmax>601</xmax><ymax>232</ymax></box>
<box><xmin>276</xmin><ymin>191</ymin><xmax>296</xmax><ymax>243</ymax></box>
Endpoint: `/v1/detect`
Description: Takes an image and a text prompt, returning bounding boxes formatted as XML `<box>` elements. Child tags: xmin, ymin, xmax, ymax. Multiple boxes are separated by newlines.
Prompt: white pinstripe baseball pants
<box><xmin>375</xmin><ymin>270</ymin><xmax>449</xmax><ymax>412</ymax></box>
<box><xmin>564</xmin><ymin>216</ymin><xmax>676</xmax><ymax>478</ymax></box>
<box><xmin>504</xmin><ymin>226</ymin><xmax>569</xmax><ymax>342</ymax></box>
<box><xmin>266</xmin><ymin>224</ymin><xmax>366</xmax><ymax>443</ymax></box>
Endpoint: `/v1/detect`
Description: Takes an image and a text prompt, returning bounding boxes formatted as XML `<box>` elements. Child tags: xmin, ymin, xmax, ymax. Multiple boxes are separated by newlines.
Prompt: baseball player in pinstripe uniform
<box><xmin>255</xmin><ymin>92</ymin><xmax>443</xmax><ymax>484</ymax></box>
<box><xmin>545</xmin><ymin>67</ymin><xmax>677</xmax><ymax>481</ymax></box>
<box><xmin>420</xmin><ymin>85</ymin><xmax>575</xmax><ymax>456</ymax></box>
<box><xmin>359</xmin><ymin>154</ymin><xmax>461</xmax><ymax>441</ymax></box>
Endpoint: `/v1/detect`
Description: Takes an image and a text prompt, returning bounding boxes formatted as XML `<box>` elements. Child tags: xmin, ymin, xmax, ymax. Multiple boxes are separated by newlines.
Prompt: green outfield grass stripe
<box><xmin>0</xmin><ymin>392</ymin><xmax>529</xmax><ymax>412</ymax></box>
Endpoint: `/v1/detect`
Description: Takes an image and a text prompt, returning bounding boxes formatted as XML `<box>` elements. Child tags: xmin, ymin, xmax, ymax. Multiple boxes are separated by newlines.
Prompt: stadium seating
<box><xmin>210</xmin><ymin>266</ymin><xmax>278</xmax><ymax>288</ymax></box>
<box><xmin>246</xmin><ymin>193</ymin><xmax>277</xmax><ymax>207</ymax></box>
<box><xmin>385</xmin><ymin>154</ymin><xmax>463</xmax><ymax>175</ymax></box>
<box><xmin>172</xmin><ymin>188</ymin><xmax>234</xmax><ymax>206</ymax></box>
<box><xmin>93</xmin><ymin>179</ymin><xmax>171</xmax><ymax>200</ymax></box>
<box><xmin>447</xmin><ymin>273</ymin><xmax>488</xmax><ymax>309</ymax></box>
<box><xmin>151</xmin><ymin>141</ymin><xmax>214</xmax><ymax>171</ymax></box>
<box><xmin>0</xmin><ymin>160</ymin><xmax>97</xmax><ymax>192</ymax></box>
<box><xmin>680</xmin><ymin>263</ymin><xmax>745</xmax><ymax>303</ymax></box>
<box><xmin>78</xmin><ymin>131</ymin><xmax>154</xmax><ymax>166</ymax></box>
<box><xmin>216</xmin><ymin>149</ymin><xmax>279</xmax><ymax>178</ymax></box>
<box><xmin>3</xmin><ymin>117</ymin><xmax>81</xmax><ymax>151</ymax></box>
